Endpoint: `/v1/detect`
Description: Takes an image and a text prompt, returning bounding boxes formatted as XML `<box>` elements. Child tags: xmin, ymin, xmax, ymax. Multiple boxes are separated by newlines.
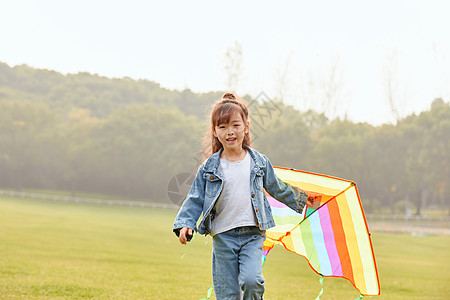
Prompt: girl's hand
<box><xmin>179</xmin><ymin>227</ymin><xmax>193</xmax><ymax>245</ymax></box>
<box><xmin>306</xmin><ymin>192</ymin><xmax>320</xmax><ymax>208</ymax></box>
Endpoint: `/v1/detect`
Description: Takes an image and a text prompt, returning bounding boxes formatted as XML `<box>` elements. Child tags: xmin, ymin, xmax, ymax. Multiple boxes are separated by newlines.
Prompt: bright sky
<box><xmin>1</xmin><ymin>0</ymin><xmax>449</xmax><ymax>125</ymax></box>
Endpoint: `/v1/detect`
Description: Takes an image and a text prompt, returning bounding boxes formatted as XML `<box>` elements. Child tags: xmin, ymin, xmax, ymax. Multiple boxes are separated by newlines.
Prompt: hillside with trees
<box><xmin>0</xmin><ymin>62</ymin><xmax>448</xmax><ymax>215</ymax></box>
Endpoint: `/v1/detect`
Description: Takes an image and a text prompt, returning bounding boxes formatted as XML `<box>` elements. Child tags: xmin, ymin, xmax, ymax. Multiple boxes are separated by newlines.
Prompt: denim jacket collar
<box><xmin>202</xmin><ymin>146</ymin><xmax>266</xmax><ymax>175</ymax></box>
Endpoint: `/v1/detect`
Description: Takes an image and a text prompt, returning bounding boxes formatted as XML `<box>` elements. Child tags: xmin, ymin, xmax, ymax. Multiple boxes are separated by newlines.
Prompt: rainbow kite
<box><xmin>263</xmin><ymin>167</ymin><xmax>380</xmax><ymax>297</ymax></box>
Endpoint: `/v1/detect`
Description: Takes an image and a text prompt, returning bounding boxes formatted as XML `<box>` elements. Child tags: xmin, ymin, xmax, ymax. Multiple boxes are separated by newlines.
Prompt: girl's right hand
<box><xmin>179</xmin><ymin>227</ymin><xmax>193</xmax><ymax>245</ymax></box>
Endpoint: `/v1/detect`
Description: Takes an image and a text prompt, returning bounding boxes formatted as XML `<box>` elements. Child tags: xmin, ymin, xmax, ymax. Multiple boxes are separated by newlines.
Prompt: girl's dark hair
<box><xmin>202</xmin><ymin>92</ymin><xmax>251</xmax><ymax>159</ymax></box>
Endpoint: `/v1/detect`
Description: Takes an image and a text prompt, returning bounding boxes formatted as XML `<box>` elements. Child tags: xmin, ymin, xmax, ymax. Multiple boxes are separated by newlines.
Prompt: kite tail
<box><xmin>199</xmin><ymin>286</ymin><xmax>214</xmax><ymax>300</ymax></box>
<box><xmin>314</xmin><ymin>275</ymin><xmax>363</xmax><ymax>300</ymax></box>
<box><xmin>315</xmin><ymin>275</ymin><xmax>324</xmax><ymax>300</ymax></box>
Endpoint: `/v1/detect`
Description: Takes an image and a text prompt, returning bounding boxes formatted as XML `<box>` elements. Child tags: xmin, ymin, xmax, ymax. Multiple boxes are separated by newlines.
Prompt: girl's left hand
<box><xmin>306</xmin><ymin>192</ymin><xmax>320</xmax><ymax>207</ymax></box>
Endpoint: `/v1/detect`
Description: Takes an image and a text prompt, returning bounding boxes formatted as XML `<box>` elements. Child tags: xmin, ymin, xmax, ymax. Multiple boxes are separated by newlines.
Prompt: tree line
<box><xmin>0</xmin><ymin>62</ymin><xmax>448</xmax><ymax>215</ymax></box>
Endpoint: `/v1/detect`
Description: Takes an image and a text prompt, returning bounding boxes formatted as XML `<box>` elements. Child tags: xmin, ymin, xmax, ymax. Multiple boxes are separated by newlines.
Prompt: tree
<box><xmin>432</xmin><ymin>42</ymin><xmax>450</xmax><ymax>102</ymax></box>
<box><xmin>381</xmin><ymin>47</ymin><xmax>410</xmax><ymax>123</ymax></box>
<box><xmin>424</xmin><ymin>103</ymin><xmax>450</xmax><ymax>214</ymax></box>
<box><xmin>0</xmin><ymin>100</ymin><xmax>59</xmax><ymax>190</ymax></box>
<box><xmin>299</xmin><ymin>52</ymin><xmax>347</xmax><ymax>120</ymax></box>
<box><xmin>396</xmin><ymin>102</ymin><xmax>450</xmax><ymax>215</ymax></box>
<box><xmin>59</xmin><ymin>107</ymin><xmax>102</xmax><ymax>196</ymax></box>
<box><xmin>273</xmin><ymin>53</ymin><xmax>294</xmax><ymax>104</ymax></box>
<box><xmin>365</xmin><ymin>124</ymin><xmax>405</xmax><ymax>213</ymax></box>
<box><xmin>222</xmin><ymin>41</ymin><xmax>243</xmax><ymax>93</ymax></box>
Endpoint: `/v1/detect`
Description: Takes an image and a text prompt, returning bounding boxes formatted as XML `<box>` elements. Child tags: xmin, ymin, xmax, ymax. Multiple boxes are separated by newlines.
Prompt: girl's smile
<box><xmin>213</xmin><ymin>111</ymin><xmax>249</xmax><ymax>158</ymax></box>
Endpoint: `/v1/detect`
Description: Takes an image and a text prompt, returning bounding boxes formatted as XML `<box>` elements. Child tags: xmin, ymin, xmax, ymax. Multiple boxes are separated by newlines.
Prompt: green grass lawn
<box><xmin>0</xmin><ymin>197</ymin><xmax>449</xmax><ymax>299</ymax></box>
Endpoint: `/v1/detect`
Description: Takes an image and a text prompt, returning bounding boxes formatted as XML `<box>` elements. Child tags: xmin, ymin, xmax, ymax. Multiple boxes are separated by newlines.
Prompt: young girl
<box><xmin>173</xmin><ymin>92</ymin><xmax>315</xmax><ymax>300</ymax></box>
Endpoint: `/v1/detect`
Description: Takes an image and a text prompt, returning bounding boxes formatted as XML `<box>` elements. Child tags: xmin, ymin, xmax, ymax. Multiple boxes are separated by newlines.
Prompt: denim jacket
<box><xmin>173</xmin><ymin>146</ymin><xmax>308</xmax><ymax>236</ymax></box>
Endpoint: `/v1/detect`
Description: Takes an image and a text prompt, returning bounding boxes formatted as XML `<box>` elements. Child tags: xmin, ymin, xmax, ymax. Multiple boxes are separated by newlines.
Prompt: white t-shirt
<box><xmin>210</xmin><ymin>150</ymin><xmax>257</xmax><ymax>236</ymax></box>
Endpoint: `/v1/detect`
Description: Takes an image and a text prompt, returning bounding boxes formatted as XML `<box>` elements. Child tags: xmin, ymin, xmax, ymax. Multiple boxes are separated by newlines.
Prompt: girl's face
<box><xmin>213</xmin><ymin>111</ymin><xmax>249</xmax><ymax>152</ymax></box>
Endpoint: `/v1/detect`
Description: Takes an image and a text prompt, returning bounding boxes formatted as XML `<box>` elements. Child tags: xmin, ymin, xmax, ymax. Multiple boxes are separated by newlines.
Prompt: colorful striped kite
<box><xmin>263</xmin><ymin>167</ymin><xmax>380</xmax><ymax>297</ymax></box>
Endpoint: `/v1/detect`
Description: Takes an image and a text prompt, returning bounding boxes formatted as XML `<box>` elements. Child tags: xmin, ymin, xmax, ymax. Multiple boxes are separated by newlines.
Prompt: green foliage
<box><xmin>0</xmin><ymin>100</ymin><xmax>60</xmax><ymax>190</ymax></box>
<box><xmin>0</xmin><ymin>62</ymin><xmax>448</xmax><ymax>213</ymax></box>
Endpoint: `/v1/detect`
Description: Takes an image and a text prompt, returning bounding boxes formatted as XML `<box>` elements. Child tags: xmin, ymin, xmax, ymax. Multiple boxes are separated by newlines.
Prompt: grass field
<box><xmin>0</xmin><ymin>197</ymin><xmax>449</xmax><ymax>299</ymax></box>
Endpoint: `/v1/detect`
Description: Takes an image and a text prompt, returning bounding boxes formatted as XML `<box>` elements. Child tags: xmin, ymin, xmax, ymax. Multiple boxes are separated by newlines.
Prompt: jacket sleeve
<box><xmin>172</xmin><ymin>164</ymin><xmax>206</xmax><ymax>237</ymax></box>
<box><xmin>262</xmin><ymin>156</ymin><xmax>308</xmax><ymax>213</ymax></box>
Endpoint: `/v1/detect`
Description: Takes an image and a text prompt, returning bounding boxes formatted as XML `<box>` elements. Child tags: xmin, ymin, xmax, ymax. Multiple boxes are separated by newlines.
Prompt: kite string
<box><xmin>180</xmin><ymin>231</ymin><xmax>197</xmax><ymax>259</ymax></box>
<box><xmin>178</xmin><ymin>232</ymin><xmax>214</xmax><ymax>300</ymax></box>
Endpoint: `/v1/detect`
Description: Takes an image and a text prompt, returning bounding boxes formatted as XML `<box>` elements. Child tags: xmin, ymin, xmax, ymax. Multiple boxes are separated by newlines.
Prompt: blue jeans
<box><xmin>212</xmin><ymin>226</ymin><xmax>265</xmax><ymax>300</ymax></box>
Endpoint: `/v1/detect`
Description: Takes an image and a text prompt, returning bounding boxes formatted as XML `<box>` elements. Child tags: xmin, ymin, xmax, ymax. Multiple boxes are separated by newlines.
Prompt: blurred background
<box><xmin>0</xmin><ymin>0</ymin><xmax>449</xmax><ymax>234</ymax></box>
